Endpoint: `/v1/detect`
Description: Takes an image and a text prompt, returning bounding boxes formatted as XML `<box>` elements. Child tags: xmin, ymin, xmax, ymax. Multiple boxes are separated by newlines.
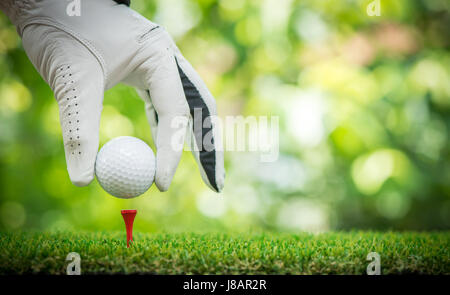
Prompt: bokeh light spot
<box><xmin>0</xmin><ymin>81</ymin><xmax>32</xmax><ymax>113</ymax></box>
<box><xmin>376</xmin><ymin>191</ymin><xmax>410</xmax><ymax>219</ymax></box>
<box><xmin>100</xmin><ymin>106</ymin><xmax>134</xmax><ymax>142</ymax></box>
<box><xmin>0</xmin><ymin>202</ymin><xmax>26</xmax><ymax>229</ymax></box>
<box><xmin>277</xmin><ymin>199</ymin><xmax>329</xmax><ymax>233</ymax></box>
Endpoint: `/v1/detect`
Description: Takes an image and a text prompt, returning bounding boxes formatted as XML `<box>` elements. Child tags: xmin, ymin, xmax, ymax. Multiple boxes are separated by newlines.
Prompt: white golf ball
<box><xmin>95</xmin><ymin>136</ymin><xmax>156</xmax><ymax>199</ymax></box>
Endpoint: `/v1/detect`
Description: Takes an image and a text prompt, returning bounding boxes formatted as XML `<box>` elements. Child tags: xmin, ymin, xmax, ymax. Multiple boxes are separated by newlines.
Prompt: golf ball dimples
<box><xmin>95</xmin><ymin>136</ymin><xmax>155</xmax><ymax>199</ymax></box>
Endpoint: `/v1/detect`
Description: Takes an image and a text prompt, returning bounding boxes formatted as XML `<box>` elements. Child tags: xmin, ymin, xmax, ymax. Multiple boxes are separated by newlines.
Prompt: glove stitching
<box><xmin>137</xmin><ymin>25</ymin><xmax>161</xmax><ymax>44</ymax></box>
<box><xmin>22</xmin><ymin>18</ymin><xmax>108</xmax><ymax>84</ymax></box>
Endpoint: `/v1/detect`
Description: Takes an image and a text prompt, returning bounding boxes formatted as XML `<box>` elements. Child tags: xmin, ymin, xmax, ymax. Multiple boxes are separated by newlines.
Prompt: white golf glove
<box><xmin>0</xmin><ymin>0</ymin><xmax>225</xmax><ymax>192</ymax></box>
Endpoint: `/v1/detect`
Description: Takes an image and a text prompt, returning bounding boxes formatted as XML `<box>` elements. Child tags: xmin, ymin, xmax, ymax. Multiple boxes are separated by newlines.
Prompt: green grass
<box><xmin>0</xmin><ymin>231</ymin><xmax>448</xmax><ymax>274</ymax></box>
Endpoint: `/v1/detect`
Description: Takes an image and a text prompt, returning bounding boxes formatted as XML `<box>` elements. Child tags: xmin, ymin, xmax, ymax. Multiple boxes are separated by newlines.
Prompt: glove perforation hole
<box><xmin>58</xmin><ymin>66</ymin><xmax>81</xmax><ymax>156</ymax></box>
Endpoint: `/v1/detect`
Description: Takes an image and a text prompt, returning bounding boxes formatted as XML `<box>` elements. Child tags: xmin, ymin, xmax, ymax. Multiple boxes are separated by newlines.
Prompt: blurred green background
<box><xmin>0</xmin><ymin>0</ymin><xmax>449</xmax><ymax>233</ymax></box>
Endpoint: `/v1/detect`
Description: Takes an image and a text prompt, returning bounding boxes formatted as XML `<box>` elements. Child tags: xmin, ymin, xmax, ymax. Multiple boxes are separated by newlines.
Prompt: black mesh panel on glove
<box><xmin>114</xmin><ymin>0</ymin><xmax>130</xmax><ymax>6</ymax></box>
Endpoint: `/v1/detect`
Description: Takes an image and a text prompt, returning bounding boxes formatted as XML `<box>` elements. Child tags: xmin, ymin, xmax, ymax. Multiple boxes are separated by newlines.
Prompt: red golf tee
<box><xmin>121</xmin><ymin>210</ymin><xmax>137</xmax><ymax>248</ymax></box>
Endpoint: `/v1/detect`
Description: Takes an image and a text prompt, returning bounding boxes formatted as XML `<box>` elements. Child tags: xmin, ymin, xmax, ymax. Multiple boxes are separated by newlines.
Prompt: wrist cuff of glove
<box><xmin>0</xmin><ymin>1</ymin><xmax>28</xmax><ymax>32</ymax></box>
<box><xmin>0</xmin><ymin>0</ymin><xmax>131</xmax><ymax>36</ymax></box>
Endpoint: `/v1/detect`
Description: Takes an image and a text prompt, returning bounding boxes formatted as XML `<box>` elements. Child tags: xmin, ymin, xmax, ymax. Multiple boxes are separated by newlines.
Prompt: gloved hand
<box><xmin>0</xmin><ymin>0</ymin><xmax>224</xmax><ymax>192</ymax></box>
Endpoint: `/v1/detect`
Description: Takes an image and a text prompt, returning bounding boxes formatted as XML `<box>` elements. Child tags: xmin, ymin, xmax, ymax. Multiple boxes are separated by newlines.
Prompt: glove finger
<box><xmin>22</xmin><ymin>25</ymin><xmax>104</xmax><ymax>187</ymax></box>
<box><xmin>136</xmin><ymin>89</ymin><xmax>159</xmax><ymax>145</ymax></box>
<box><xmin>140</xmin><ymin>42</ymin><xmax>190</xmax><ymax>192</ymax></box>
<box><xmin>174</xmin><ymin>53</ymin><xmax>225</xmax><ymax>193</ymax></box>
